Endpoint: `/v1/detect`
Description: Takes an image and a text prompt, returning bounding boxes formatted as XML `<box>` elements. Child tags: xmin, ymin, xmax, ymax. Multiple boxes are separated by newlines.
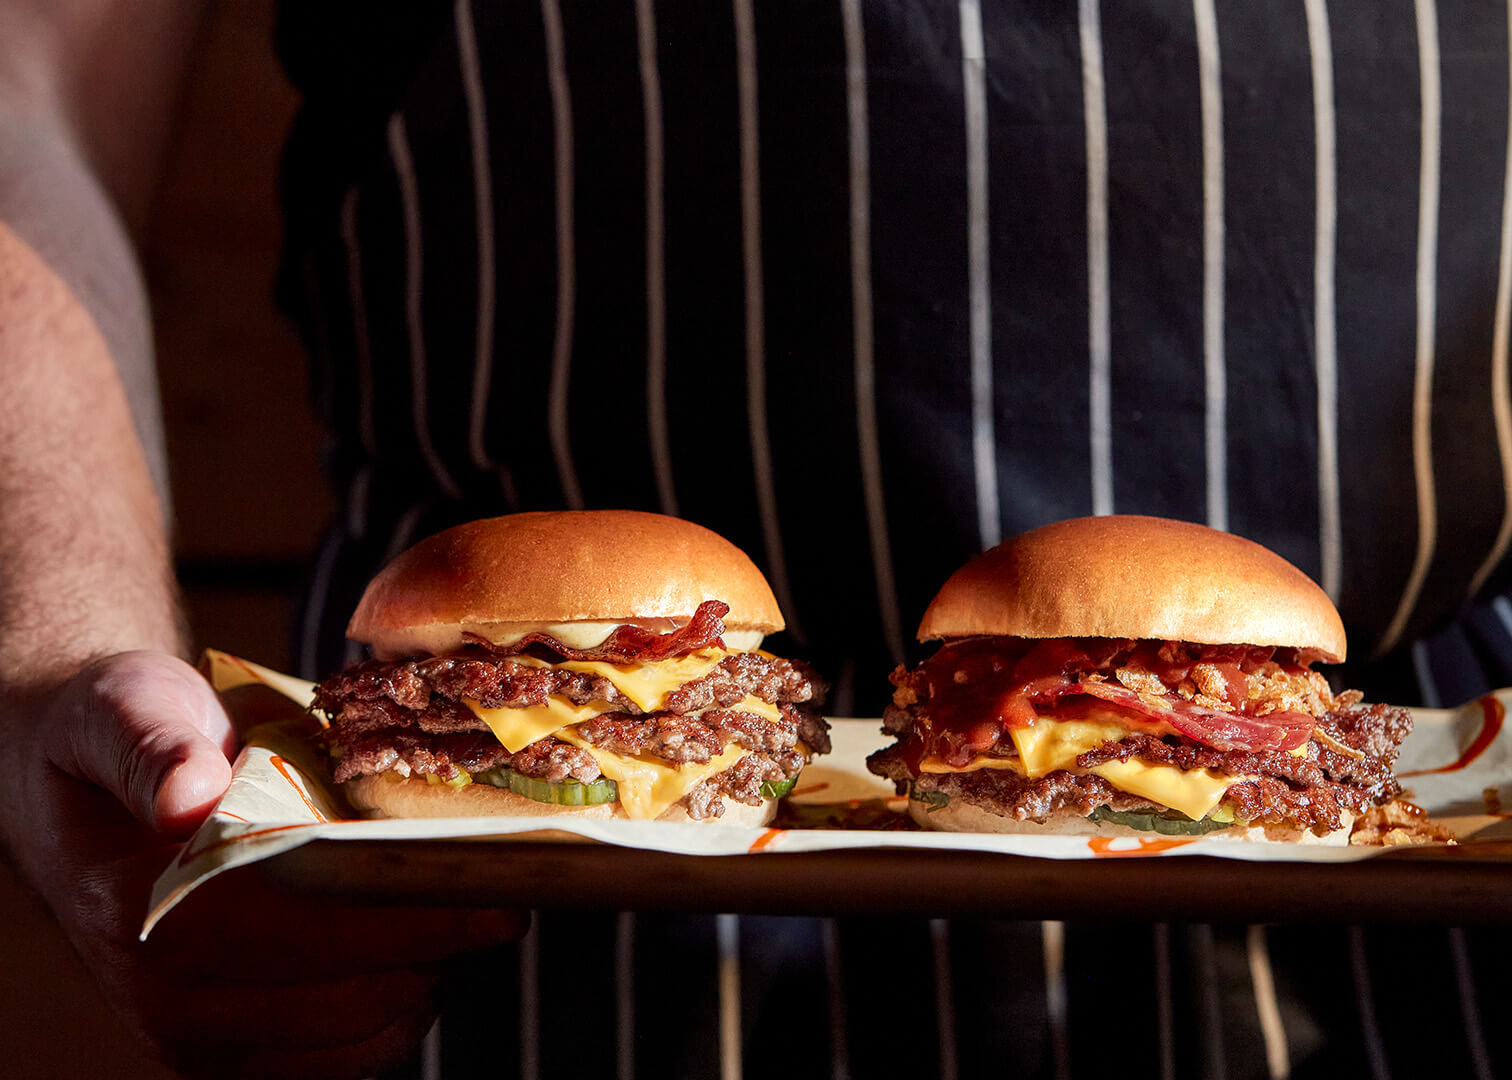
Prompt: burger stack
<box><xmin>866</xmin><ymin>515</ymin><xmax>1412</xmax><ymax>842</ymax></box>
<box><xmin>314</xmin><ymin>511</ymin><xmax>829</xmax><ymax>825</ymax></box>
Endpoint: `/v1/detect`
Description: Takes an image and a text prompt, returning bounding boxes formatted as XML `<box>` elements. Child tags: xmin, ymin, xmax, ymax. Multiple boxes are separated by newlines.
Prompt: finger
<box><xmin>47</xmin><ymin>651</ymin><xmax>234</xmax><ymax>835</ymax></box>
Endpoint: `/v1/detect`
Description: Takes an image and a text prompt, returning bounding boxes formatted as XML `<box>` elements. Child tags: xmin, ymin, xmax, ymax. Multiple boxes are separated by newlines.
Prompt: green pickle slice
<box><xmin>759</xmin><ymin>775</ymin><xmax>798</xmax><ymax>799</ymax></box>
<box><xmin>1087</xmin><ymin>805</ymin><xmax>1235</xmax><ymax>836</ymax></box>
<box><xmin>472</xmin><ymin>766</ymin><xmax>802</xmax><ymax>807</ymax></box>
<box><xmin>476</xmin><ymin>767</ymin><xmax>619</xmax><ymax>806</ymax></box>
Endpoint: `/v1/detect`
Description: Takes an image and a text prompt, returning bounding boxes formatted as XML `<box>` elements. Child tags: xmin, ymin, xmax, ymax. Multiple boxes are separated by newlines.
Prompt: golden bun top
<box><xmin>348</xmin><ymin>510</ymin><xmax>784</xmax><ymax>656</ymax></box>
<box><xmin>916</xmin><ymin>515</ymin><xmax>1347</xmax><ymax>661</ymax></box>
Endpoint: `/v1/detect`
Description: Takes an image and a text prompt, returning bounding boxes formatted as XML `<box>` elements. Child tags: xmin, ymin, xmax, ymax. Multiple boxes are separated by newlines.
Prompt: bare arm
<box><xmin>0</xmin><ymin>0</ymin><xmax>205</xmax><ymax>830</ymax></box>
<box><xmin>0</xmin><ymin>224</ymin><xmax>182</xmax><ymax>684</ymax></box>
<box><xmin>0</xmin><ymin>0</ymin><xmax>201</xmax><ymax>513</ymax></box>
<box><xmin>0</xmin><ymin>7</ymin><xmax>528</xmax><ymax>1074</ymax></box>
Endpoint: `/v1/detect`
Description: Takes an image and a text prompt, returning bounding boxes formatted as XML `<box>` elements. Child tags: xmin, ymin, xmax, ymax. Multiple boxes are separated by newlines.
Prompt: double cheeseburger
<box><xmin>866</xmin><ymin>515</ymin><xmax>1412</xmax><ymax>842</ymax></box>
<box><xmin>314</xmin><ymin>511</ymin><xmax>829</xmax><ymax>824</ymax></box>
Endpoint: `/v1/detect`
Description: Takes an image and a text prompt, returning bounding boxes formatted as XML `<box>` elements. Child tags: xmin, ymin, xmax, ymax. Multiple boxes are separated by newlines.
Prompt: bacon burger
<box><xmin>315</xmin><ymin>511</ymin><xmax>828</xmax><ymax>824</ymax></box>
<box><xmin>866</xmin><ymin>515</ymin><xmax>1411</xmax><ymax>842</ymax></box>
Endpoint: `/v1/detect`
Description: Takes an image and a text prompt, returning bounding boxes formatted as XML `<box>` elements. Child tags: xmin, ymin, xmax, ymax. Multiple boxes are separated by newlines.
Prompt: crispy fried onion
<box><xmin>1312</xmin><ymin>727</ymin><xmax>1366</xmax><ymax>760</ymax></box>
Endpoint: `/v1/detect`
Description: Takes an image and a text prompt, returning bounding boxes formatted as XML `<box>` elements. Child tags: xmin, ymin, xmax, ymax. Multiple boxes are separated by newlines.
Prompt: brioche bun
<box><xmin>346</xmin><ymin>774</ymin><xmax>779</xmax><ymax>827</ymax></box>
<box><xmin>917</xmin><ymin>515</ymin><xmax>1346</xmax><ymax>661</ymax></box>
<box><xmin>349</xmin><ymin>510</ymin><xmax>784</xmax><ymax>657</ymax></box>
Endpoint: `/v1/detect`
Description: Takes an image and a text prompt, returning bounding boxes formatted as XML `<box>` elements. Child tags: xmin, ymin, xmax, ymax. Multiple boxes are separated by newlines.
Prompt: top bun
<box><xmin>917</xmin><ymin>515</ymin><xmax>1347</xmax><ymax>661</ymax></box>
<box><xmin>349</xmin><ymin>511</ymin><xmax>784</xmax><ymax>656</ymax></box>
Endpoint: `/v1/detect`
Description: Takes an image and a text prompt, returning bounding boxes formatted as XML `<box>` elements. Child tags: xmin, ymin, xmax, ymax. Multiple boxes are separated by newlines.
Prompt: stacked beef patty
<box><xmin>317</xmin><ymin>641</ymin><xmax>829</xmax><ymax>821</ymax></box>
<box><xmin>866</xmin><ymin>637</ymin><xmax>1411</xmax><ymax>836</ymax></box>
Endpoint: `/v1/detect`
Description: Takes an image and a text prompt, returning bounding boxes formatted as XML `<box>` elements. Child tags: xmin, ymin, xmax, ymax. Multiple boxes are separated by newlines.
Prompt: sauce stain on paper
<box><xmin>1086</xmin><ymin>836</ymin><xmax>1195</xmax><ymax>857</ymax></box>
<box><xmin>1400</xmin><ymin>696</ymin><xmax>1504</xmax><ymax>778</ymax></box>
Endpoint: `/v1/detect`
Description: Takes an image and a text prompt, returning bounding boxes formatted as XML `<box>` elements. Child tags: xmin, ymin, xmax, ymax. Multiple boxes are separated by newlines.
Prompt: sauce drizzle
<box><xmin>1086</xmin><ymin>836</ymin><xmax>1195</xmax><ymax>857</ymax></box>
<box><xmin>1400</xmin><ymin>696</ymin><xmax>1505</xmax><ymax>778</ymax></box>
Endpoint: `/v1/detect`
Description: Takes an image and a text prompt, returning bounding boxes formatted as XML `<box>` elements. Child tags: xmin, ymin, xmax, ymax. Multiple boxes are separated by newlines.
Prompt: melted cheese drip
<box><xmin>506</xmin><ymin>648</ymin><xmax>730</xmax><ymax>712</ymax></box>
<box><xmin>714</xmin><ymin>696</ymin><xmax>782</xmax><ymax>723</ymax></box>
<box><xmin>555</xmin><ymin>732</ymin><xmax>750</xmax><ymax>820</ymax></box>
<box><xmin>1087</xmin><ymin>758</ymin><xmax>1235</xmax><ymax>822</ymax></box>
<box><xmin>464</xmin><ymin>693</ymin><xmax>781</xmax><ymax>753</ymax></box>
<box><xmin>467</xmin><ymin>695</ymin><xmax>603</xmax><ymax>753</ymax></box>
<box><xmin>1009</xmin><ymin>719</ymin><xmax>1127</xmax><ymax>779</ymax></box>
<box><xmin>462</xmin><ymin>689</ymin><xmax>782</xmax><ymax>821</ymax></box>
<box><xmin>919</xmin><ymin>716</ymin><xmax>1245</xmax><ymax>822</ymax></box>
<box><xmin>460</xmin><ymin>649</ymin><xmax>785</xmax><ymax>818</ymax></box>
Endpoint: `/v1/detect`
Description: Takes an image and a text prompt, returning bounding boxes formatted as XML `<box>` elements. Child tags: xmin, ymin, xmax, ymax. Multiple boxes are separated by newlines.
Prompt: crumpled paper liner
<box><xmin>142</xmin><ymin>650</ymin><xmax>1510</xmax><ymax>937</ymax></box>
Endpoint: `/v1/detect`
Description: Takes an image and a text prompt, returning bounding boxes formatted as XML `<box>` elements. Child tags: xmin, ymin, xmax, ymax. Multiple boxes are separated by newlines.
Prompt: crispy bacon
<box><xmin>896</xmin><ymin>636</ymin><xmax>1327</xmax><ymax>757</ymax></box>
<box><xmin>1052</xmin><ymin>680</ymin><xmax>1314</xmax><ymax>753</ymax></box>
<box><xmin>462</xmin><ymin>599</ymin><xmax>730</xmax><ymax>662</ymax></box>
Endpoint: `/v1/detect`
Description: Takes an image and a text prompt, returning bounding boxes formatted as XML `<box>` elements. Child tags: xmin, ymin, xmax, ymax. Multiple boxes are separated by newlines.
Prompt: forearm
<box><xmin>0</xmin><ymin>1</ymin><xmax>207</xmax><ymax>686</ymax></box>
<box><xmin>0</xmin><ymin>220</ymin><xmax>182</xmax><ymax>690</ymax></box>
<box><xmin>0</xmin><ymin>0</ymin><xmax>206</xmax><ymax>513</ymax></box>
<box><xmin>0</xmin><ymin>122</ymin><xmax>168</xmax><ymax>506</ymax></box>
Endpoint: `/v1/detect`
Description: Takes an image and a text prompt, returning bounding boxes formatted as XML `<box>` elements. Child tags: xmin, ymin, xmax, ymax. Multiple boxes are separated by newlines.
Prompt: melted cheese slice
<box><xmin>462</xmin><ymin>648</ymin><xmax>783</xmax><ymax>818</ymax></box>
<box><xmin>556</xmin><ymin>731</ymin><xmax>750</xmax><ymax>820</ymax></box>
<box><xmin>466</xmin><ymin>696</ymin><xmax>604</xmax><ymax>753</ymax></box>
<box><xmin>1086</xmin><ymin>758</ymin><xmax>1234</xmax><ymax>822</ymax></box>
<box><xmin>919</xmin><ymin>716</ymin><xmax>1244</xmax><ymax>823</ymax></box>
<box><xmin>507</xmin><ymin>648</ymin><xmax>731</xmax><ymax>712</ymax></box>
<box><xmin>464</xmin><ymin>693</ymin><xmax>781</xmax><ymax>753</ymax></box>
<box><xmin>1009</xmin><ymin>719</ymin><xmax>1128</xmax><ymax>778</ymax></box>
<box><xmin>716</xmin><ymin>696</ymin><xmax>783</xmax><ymax>723</ymax></box>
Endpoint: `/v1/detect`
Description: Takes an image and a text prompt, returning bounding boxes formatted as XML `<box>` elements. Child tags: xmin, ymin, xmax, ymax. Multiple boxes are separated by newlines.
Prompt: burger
<box><xmin>313</xmin><ymin>510</ymin><xmax>829</xmax><ymax>824</ymax></box>
<box><xmin>866</xmin><ymin>515</ymin><xmax>1412</xmax><ymax>842</ymax></box>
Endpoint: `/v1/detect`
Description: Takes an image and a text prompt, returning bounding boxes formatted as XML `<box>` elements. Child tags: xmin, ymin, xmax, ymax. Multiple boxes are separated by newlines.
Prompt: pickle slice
<box><xmin>476</xmin><ymin>767</ymin><xmax>619</xmax><ymax>806</ymax></box>
<box><xmin>425</xmin><ymin>770</ymin><xmax>473</xmax><ymax>789</ymax></box>
<box><xmin>476</xmin><ymin>765</ymin><xmax>800</xmax><ymax>807</ymax></box>
<box><xmin>759</xmin><ymin>775</ymin><xmax>798</xmax><ymax>799</ymax></box>
<box><xmin>1087</xmin><ymin>805</ymin><xmax>1234</xmax><ymax>836</ymax></box>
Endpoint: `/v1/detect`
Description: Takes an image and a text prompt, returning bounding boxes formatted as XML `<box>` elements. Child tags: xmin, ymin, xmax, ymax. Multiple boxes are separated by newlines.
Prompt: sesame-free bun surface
<box><xmin>349</xmin><ymin>511</ymin><xmax>784</xmax><ymax>654</ymax></box>
<box><xmin>345</xmin><ymin>774</ymin><xmax>778</xmax><ymax>826</ymax></box>
<box><xmin>917</xmin><ymin>515</ymin><xmax>1347</xmax><ymax>661</ymax></box>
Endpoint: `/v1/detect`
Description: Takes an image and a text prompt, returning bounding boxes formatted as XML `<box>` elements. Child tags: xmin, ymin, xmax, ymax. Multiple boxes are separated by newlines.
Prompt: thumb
<box><xmin>47</xmin><ymin>651</ymin><xmax>235</xmax><ymax>836</ymax></box>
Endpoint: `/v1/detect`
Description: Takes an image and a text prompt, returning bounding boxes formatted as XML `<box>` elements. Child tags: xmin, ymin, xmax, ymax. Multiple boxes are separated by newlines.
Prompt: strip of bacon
<box><xmin>462</xmin><ymin>599</ymin><xmax>730</xmax><ymax>663</ymax></box>
<box><xmin>1047</xmin><ymin>680</ymin><xmax>1313</xmax><ymax>753</ymax></box>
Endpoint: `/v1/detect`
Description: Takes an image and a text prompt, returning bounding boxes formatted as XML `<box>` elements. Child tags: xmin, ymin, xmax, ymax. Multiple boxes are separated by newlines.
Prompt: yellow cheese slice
<box><xmin>507</xmin><ymin>648</ymin><xmax>731</xmax><ymax>712</ymax></box>
<box><xmin>1087</xmin><ymin>758</ymin><xmax>1235</xmax><ymax>822</ymax></box>
<box><xmin>464</xmin><ymin>692</ymin><xmax>782</xmax><ymax>754</ymax></box>
<box><xmin>465</xmin><ymin>696</ymin><xmax>606</xmax><ymax>753</ymax></box>
<box><xmin>1009</xmin><ymin>718</ymin><xmax>1128</xmax><ymax>778</ymax></box>
<box><xmin>918</xmin><ymin>718</ymin><xmax>1128</xmax><ymax>777</ymax></box>
<box><xmin>717</xmin><ymin>695</ymin><xmax>782</xmax><ymax>724</ymax></box>
<box><xmin>921</xmin><ymin>715</ymin><xmax>1241</xmax><ymax>823</ymax></box>
<box><xmin>556</xmin><ymin>731</ymin><xmax>750</xmax><ymax>820</ymax></box>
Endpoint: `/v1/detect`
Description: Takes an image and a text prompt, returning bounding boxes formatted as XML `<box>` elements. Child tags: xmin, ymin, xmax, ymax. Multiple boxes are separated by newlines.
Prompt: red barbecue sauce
<box><xmin>1400</xmin><ymin>695</ymin><xmax>1504</xmax><ymax>778</ymax></box>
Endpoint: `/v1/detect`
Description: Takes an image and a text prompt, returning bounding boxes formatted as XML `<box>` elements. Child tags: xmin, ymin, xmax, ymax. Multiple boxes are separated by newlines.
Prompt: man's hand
<box><xmin>0</xmin><ymin>649</ymin><xmax>530</xmax><ymax>1078</ymax></box>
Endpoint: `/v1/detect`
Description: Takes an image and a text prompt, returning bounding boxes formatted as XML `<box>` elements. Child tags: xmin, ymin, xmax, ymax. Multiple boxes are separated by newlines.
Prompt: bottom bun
<box><xmin>908</xmin><ymin>798</ymin><xmax>1354</xmax><ymax>845</ymax></box>
<box><xmin>345</xmin><ymin>774</ymin><xmax>778</xmax><ymax>827</ymax></box>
